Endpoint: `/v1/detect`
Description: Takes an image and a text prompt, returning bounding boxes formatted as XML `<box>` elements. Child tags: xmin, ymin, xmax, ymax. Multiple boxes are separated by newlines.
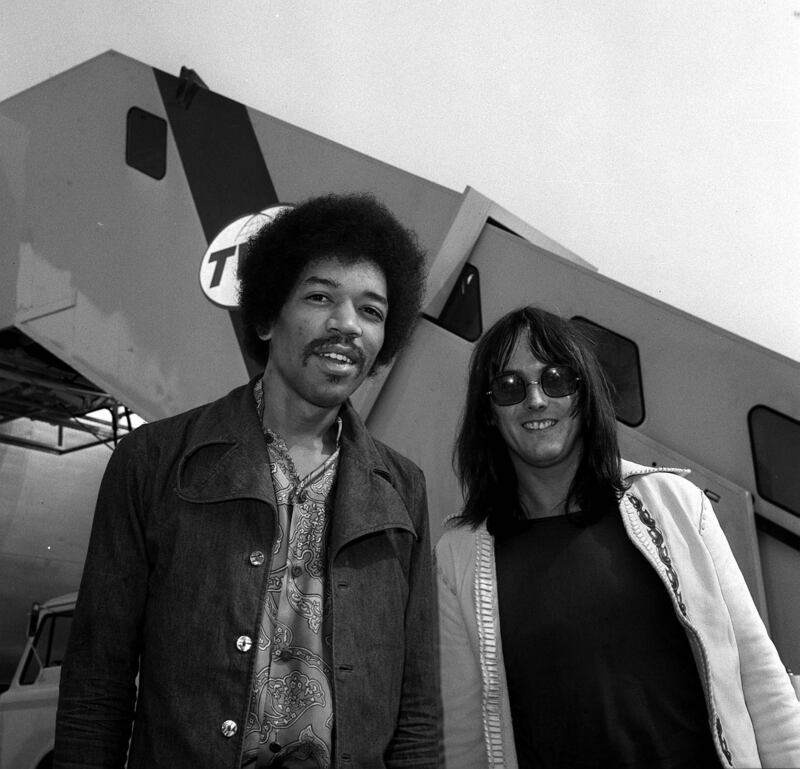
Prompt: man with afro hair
<box><xmin>56</xmin><ymin>193</ymin><xmax>439</xmax><ymax>769</ymax></box>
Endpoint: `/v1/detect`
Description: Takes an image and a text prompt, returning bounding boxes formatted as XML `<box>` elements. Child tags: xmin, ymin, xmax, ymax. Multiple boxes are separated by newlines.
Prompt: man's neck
<box><xmin>259</xmin><ymin>377</ymin><xmax>341</xmax><ymax>461</ymax></box>
<box><xmin>513</xmin><ymin>462</ymin><xmax>579</xmax><ymax>520</ymax></box>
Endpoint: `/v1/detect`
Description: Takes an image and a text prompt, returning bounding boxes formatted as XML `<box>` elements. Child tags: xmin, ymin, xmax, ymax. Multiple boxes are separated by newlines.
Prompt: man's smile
<box><xmin>305</xmin><ymin>338</ymin><xmax>366</xmax><ymax>373</ymax></box>
<box><xmin>522</xmin><ymin>419</ymin><xmax>558</xmax><ymax>431</ymax></box>
<box><xmin>319</xmin><ymin>351</ymin><xmax>355</xmax><ymax>364</ymax></box>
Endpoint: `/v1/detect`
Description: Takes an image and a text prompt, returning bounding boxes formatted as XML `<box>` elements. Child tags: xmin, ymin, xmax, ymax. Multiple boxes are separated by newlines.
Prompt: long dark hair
<box><xmin>454</xmin><ymin>306</ymin><xmax>625</xmax><ymax>531</ymax></box>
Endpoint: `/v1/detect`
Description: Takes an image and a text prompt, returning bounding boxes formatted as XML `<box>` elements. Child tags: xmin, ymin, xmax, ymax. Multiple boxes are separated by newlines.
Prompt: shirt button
<box><xmin>296</xmin><ymin>490</ymin><xmax>308</xmax><ymax>503</ymax></box>
<box><xmin>220</xmin><ymin>719</ymin><xmax>238</xmax><ymax>738</ymax></box>
<box><xmin>290</xmin><ymin>565</ymin><xmax>303</xmax><ymax>579</ymax></box>
<box><xmin>236</xmin><ymin>635</ymin><xmax>252</xmax><ymax>652</ymax></box>
<box><xmin>249</xmin><ymin>551</ymin><xmax>265</xmax><ymax>567</ymax></box>
<box><xmin>269</xmin><ymin>742</ymin><xmax>282</xmax><ymax>753</ymax></box>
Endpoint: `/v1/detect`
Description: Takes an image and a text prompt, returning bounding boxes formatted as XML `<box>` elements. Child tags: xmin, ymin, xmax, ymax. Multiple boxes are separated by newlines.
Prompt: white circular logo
<box><xmin>199</xmin><ymin>205</ymin><xmax>292</xmax><ymax>308</ymax></box>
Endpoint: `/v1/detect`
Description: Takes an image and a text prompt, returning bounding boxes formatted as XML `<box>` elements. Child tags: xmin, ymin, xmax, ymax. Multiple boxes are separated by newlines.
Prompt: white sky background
<box><xmin>2</xmin><ymin>1</ymin><xmax>799</xmax><ymax>360</ymax></box>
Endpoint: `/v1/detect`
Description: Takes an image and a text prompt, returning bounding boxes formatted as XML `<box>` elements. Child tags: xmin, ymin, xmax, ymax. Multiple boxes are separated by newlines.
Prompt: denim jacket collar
<box><xmin>174</xmin><ymin>380</ymin><xmax>417</xmax><ymax>550</ymax></box>
<box><xmin>175</xmin><ymin>380</ymin><xmax>276</xmax><ymax>506</ymax></box>
<box><xmin>330</xmin><ymin>399</ymin><xmax>418</xmax><ymax>558</ymax></box>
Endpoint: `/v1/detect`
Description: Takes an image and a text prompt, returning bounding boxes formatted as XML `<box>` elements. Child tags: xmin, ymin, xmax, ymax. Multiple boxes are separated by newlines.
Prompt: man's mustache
<box><xmin>302</xmin><ymin>333</ymin><xmax>366</xmax><ymax>369</ymax></box>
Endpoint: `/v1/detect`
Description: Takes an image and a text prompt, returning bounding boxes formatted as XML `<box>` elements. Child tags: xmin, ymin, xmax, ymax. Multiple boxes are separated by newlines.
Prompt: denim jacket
<box><xmin>436</xmin><ymin>461</ymin><xmax>800</xmax><ymax>769</ymax></box>
<box><xmin>55</xmin><ymin>381</ymin><xmax>440</xmax><ymax>768</ymax></box>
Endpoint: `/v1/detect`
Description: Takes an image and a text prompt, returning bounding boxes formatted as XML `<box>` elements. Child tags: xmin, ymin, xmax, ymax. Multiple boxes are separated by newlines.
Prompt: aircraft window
<box><xmin>571</xmin><ymin>317</ymin><xmax>645</xmax><ymax>427</ymax></box>
<box><xmin>19</xmin><ymin>610</ymin><xmax>74</xmax><ymax>685</ymax></box>
<box><xmin>126</xmin><ymin>107</ymin><xmax>167</xmax><ymax>180</ymax></box>
<box><xmin>427</xmin><ymin>264</ymin><xmax>483</xmax><ymax>342</ymax></box>
<box><xmin>748</xmin><ymin>406</ymin><xmax>800</xmax><ymax>518</ymax></box>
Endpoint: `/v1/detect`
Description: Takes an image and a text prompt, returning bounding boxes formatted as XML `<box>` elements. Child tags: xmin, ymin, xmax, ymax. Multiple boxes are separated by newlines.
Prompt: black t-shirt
<box><xmin>495</xmin><ymin>512</ymin><xmax>721</xmax><ymax>769</ymax></box>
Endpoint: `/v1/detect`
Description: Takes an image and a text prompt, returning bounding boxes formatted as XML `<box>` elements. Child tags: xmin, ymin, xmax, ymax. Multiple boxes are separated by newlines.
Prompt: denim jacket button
<box><xmin>236</xmin><ymin>635</ymin><xmax>253</xmax><ymax>652</ymax></box>
<box><xmin>249</xmin><ymin>550</ymin><xmax>265</xmax><ymax>567</ymax></box>
<box><xmin>220</xmin><ymin>719</ymin><xmax>238</xmax><ymax>738</ymax></box>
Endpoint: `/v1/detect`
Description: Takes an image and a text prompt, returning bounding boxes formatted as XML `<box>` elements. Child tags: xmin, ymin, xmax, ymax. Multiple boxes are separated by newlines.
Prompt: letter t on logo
<box><xmin>208</xmin><ymin>245</ymin><xmax>237</xmax><ymax>288</ymax></box>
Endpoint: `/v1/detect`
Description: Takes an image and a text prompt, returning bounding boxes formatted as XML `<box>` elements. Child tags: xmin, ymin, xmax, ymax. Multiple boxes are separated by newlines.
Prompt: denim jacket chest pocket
<box><xmin>332</xmin><ymin>528</ymin><xmax>414</xmax><ymax>647</ymax></box>
<box><xmin>328</xmin><ymin>467</ymin><xmax>420</xmax><ymax>647</ymax></box>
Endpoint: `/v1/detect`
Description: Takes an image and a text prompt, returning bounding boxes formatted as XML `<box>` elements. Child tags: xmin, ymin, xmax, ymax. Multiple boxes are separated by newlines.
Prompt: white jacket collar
<box><xmin>620</xmin><ymin>457</ymin><xmax>691</xmax><ymax>480</ymax></box>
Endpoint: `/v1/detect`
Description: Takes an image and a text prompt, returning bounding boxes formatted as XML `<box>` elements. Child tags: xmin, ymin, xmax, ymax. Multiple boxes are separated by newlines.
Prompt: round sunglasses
<box><xmin>486</xmin><ymin>365</ymin><xmax>580</xmax><ymax>406</ymax></box>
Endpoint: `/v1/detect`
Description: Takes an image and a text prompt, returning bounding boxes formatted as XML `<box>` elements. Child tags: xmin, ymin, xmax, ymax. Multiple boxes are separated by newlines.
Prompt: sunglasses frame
<box><xmin>486</xmin><ymin>365</ymin><xmax>581</xmax><ymax>406</ymax></box>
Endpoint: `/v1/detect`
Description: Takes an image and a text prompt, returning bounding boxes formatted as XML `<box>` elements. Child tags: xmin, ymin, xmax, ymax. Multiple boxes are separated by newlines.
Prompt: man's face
<box><xmin>490</xmin><ymin>338</ymin><xmax>583</xmax><ymax>477</ymax></box>
<box><xmin>260</xmin><ymin>256</ymin><xmax>388</xmax><ymax>410</ymax></box>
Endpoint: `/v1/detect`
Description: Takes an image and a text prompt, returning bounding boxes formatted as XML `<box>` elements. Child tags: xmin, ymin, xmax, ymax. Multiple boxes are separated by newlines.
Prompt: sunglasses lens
<box><xmin>491</xmin><ymin>373</ymin><xmax>525</xmax><ymax>406</ymax></box>
<box><xmin>541</xmin><ymin>366</ymin><xmax>578</xmax><ymax>397</ymax></box>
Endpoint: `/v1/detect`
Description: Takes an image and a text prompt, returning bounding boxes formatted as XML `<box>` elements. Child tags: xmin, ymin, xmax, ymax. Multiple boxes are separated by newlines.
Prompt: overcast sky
<box><xmin>3</xmin><ymin>1</ymin><xmax>799</xmax><ymax>360</ymax></box>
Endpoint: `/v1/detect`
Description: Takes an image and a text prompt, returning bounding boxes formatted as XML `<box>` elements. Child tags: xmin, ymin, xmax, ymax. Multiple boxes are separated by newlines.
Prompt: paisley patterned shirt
<box><xmin>242</xmin><ymin>379</ymin><xmax>340</xmax><ymax>767</ymax></box>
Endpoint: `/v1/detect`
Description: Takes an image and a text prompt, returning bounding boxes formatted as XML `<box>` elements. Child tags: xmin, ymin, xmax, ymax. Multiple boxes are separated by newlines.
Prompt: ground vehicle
<box><xmin>0</xmin><ymin>593</ymin><xmax>75</xmax><ymax>769</ymax></box>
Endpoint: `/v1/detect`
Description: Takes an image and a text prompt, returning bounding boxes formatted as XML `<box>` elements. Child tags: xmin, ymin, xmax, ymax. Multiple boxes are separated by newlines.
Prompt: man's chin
<box><xmin>311</xmin><ymin>377</ymin><xmax>365</xmax><ymax>408</ymax></box>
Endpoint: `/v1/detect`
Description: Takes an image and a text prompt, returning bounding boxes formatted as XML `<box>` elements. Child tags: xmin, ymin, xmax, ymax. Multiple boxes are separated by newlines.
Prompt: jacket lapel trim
<box><xmin>328</xmin><ymin>402</ymin><xmax>417</xmax><ymax>557</ymax></box>
<box><xmin>175</xmin><ymin>380</ymin><xmax>276</xmax><ymax>507</ymax></box>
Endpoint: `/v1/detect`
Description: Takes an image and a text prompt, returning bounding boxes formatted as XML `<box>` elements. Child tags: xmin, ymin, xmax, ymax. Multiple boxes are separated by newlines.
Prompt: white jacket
<box><xmin>436</xmin><ymin>460</ymin><xmax>800</xmax><ymax>769</ymax></box>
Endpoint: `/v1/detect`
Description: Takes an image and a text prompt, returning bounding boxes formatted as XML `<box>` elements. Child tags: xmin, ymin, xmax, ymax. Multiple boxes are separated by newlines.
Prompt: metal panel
<box><xmin>1</xmin><ymin>52</ymin><xmax>247</xmax><ymax>420</ymax></box>
<box><xmin>246</xmin><ymin>106</ymin><xmax>464</xmax><ymax>270</ymax></box>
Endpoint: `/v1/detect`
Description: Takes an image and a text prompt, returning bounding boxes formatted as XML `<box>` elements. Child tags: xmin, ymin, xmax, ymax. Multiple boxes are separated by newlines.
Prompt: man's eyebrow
<box><xmin>362</xmin><ymin>290</ymin><xmax>389</xmax><ymax>307</ymax></box>
<box><xmin>303</xmin><ymin>275</ymin><xmax>340</xmax><ymax>289</ymax></box>
<box><xmin>303</xmin><ymin>275</ymin><xmax>388</xmax><ymax>306</ymax></box>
